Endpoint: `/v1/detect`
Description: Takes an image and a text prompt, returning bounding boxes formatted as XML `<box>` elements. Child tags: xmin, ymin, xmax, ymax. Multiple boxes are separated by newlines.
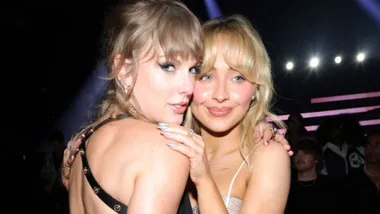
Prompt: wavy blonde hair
<box><xmin>184</xmin><ymin>15</ymin><xmax>284</xmax><ymax>167</ymax></box>
<box><xmin>72</xmin><ymin>0</ymin><xmax>203</xmax><ymax>140</ymax></box>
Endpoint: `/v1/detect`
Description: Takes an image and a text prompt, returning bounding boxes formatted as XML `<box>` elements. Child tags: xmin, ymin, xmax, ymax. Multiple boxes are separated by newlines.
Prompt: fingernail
<box><xmin>161</xmin><ymin>131</ymin><xmax>171</xmax><ymax>135</ymax></box>
<box><xmin>157</xmin><ymin>123</ymin><xmax>168</xmax><ymax>130</ymax></box>
<box><xmin>166</xmin><ymin>143</ymin><xmax>176</xmax><ymax>148</ymax></box>
<box><xmin>158</xmin><ymin>126</ymin><xmax>169</xmax><ymax>130</ymax></box>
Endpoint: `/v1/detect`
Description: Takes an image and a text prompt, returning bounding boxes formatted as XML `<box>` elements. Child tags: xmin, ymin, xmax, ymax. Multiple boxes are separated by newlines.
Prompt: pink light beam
<box><xmin>311</xmin><ymin>91</ymin><xmax>380</xmax><ymax>104</ymax></box>
<box><xmin>279</xmin><ymin>119</ymin><xmax>380</xmax><ymax>133</ymax></box>
<box><xmin>267</xmin><ymin>105</ymin><xmax>380</xmax><ymax>122</ymax></box>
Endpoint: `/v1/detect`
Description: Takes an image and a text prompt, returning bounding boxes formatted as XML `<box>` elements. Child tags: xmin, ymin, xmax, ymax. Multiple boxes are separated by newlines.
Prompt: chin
<box><xmin>161</xmin><ymin>114</ymin><xmax>184</xmax><ymax>125</ymax></box>
<box><xmin>203</xmin><ymin>122</ymin><xmax>237</xmax><ymax>134</ymax></box>
<box><xmin>209</xmin><ymin>126</ymin><xmax>230</xmax><ymax>133</ymax></box>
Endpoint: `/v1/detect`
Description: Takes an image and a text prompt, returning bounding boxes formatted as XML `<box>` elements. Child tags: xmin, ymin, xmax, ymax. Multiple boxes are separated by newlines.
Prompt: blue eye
<box><xmin>232</xmin><ymin>76</ymin><xmax>246</xmax><ymax>82</ymax></box>
<box><xmin>189</xmin><ymin>66</ymin><xmax>201</xmax><ymax>75</ymax></box>
<box><xmin>158</xmin><ymin>63</ymin><xmax>175</xmax><ymax>72</ymax></box>
<box><xmin>200</xmin><ymin>75</ymin><xmax>212</xmax><ymax>81</ymax></box>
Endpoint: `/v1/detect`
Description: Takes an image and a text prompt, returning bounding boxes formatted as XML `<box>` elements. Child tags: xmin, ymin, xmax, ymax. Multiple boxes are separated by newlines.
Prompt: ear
<box><xmin>113</xmin><ymin>54</ymin><xmax>122</xmax><ymax>69</ymax></box>
<box><xmin>115</xmin><ymin>55</ymin><xmax>133</xmax><ymax>92</ymax></box>
<box><xmin>113</xmin><ymin>54</ymin><xmax>133</xmax><ymax>69</ymax></box>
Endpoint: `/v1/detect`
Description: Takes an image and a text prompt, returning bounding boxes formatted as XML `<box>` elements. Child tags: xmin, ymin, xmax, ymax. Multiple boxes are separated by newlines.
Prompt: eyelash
<box><xmin>199</xmin><ymin>74</ymin><xmax>246</xmax><ymax>82</ymax></box>
<box><xmin>200</xmin><ymin>74</ymin><xmax>211</xmax><ymax>81</ymax></box>
<box><xmin>158</xmin><ymin>63</ymin><xmax>175</xmax><ymax>72</ymax></box>
<box><xmin>233</xmin><ymin>75</ymin><xmax>246</xmax><ymax>82</ymax></box>
<box><xmin>190</xmin><ymin>66</ymin><xmax>201</xmax><ymax>75</ymax></box>
<box><xmin>158</xmin><ymin>63</ymin><xmax>201</xmax><ymax>75</ymax></box>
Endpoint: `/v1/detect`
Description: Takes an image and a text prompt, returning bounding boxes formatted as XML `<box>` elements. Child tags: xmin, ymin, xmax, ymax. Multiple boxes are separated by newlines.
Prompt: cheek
<box><xmin>137</xmin><ymin>67</ymin><xmax>171</xmax><ymax>93</ymax></box>
<box><xmin>305</xmin><ymin>156</ymin><xmax>315</xmax><ymax>165</ymax></box>
<box><xmin>231</xmin><ymin>84</ymin><xmax>255</xmax><ymax>106</ymax></box>
<box><xmin>192</xmin><ymin>81</ymin><xmax>211</xmax><ymax>104</ymax></box>
<box><xmin>133</xmin><ymin>67</ymin><xmax>172</xmax><ymax>110</ymax></box>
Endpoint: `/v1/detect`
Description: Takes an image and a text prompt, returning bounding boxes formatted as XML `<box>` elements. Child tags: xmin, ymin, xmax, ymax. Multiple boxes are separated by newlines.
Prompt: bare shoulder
<box><xmin>252</xmin><ymin>141</ymin><xmax>290</xmax><ymax>164</ymax></box>
<box><xmin>116</xmin><ymin>118</ymin><xmax>167</xmax><ymax>143</ymax></box>
<box><xmin>239</xmin><ymin>141</ymin><xmax>290</xmax><ymax>213</ymax></box>
<box><xmin>249</xmin><ymin>141</ymin><xmax>291</xmax><ymax>180</ymax></box>
<box><xmin>249</xmin><ymin>141</ymin><xmax>291</xmax><ymax>192</ymax></box>
<box><xmin>90</xmin><ymin>118</ymin><xmax>189</xmax><ymax>168</ymax></box>
<box><xmin>116</xmin><ymin>119</ymin><xmax>190</xmax><ymax>213</ymax></box>
<box><xmin>116</xmin><ymin>118</ymin><xmax>190</xmax><ymax>170</ymax></box>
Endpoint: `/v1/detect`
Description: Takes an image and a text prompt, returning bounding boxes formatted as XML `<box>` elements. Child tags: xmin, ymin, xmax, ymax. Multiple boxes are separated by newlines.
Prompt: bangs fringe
<box><xmin>201</xmin><ymin>29</ymin><xmax>260</xmax><ymax>83</ymax></box>
<box><xmin>156</xmin><ymin>8</ymin><xmax>203</xmax><ymax>62</ymax></box>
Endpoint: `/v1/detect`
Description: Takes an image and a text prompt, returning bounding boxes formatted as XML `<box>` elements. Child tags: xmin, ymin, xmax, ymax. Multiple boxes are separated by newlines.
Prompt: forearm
<box><xmin>196</xmin><ymin>178</ymin><xmax>228</xmax><ymax>214</ymax></box>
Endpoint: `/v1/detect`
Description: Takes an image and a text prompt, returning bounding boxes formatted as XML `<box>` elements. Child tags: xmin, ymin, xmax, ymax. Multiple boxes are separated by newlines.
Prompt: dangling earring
<box><xmin>123</xmin><ymin>84</ymin><xmax>130</xmax><ymax>94</ymax></box>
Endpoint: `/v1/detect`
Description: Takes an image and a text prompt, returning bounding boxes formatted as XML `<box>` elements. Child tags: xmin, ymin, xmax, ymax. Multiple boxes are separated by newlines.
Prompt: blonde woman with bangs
<box><xmin>63</xmin><ymin>1</ymin><xmax>204</xmax><ymax>213</ymax></box>
<box><xmin>160</xmin><ymin>15</ymin><xmax>291</xmax><ymax>213</ymax></box>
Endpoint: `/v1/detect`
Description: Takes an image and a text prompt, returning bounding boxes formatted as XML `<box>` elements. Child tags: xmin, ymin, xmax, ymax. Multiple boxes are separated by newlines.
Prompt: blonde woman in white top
<box><xmin>161</xmin><ymin>15</ymin><xmax>291</xmax><ymax>214</ymax></box>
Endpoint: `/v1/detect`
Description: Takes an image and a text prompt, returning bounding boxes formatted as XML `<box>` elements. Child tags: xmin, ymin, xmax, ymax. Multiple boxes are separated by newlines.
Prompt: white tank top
<box><xmin>192</xmin><ymin>159</ymin><xmax>246</xmax><ymax>214</ymax></box>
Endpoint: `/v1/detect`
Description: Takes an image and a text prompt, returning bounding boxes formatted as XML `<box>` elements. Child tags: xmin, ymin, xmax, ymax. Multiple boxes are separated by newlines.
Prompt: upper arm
<box><xmin>240</xmin><ymin>142</ymin><xmax>291</xmax><ymax>214</ymax></box>
<box><xmin>127</xmin><ymin>143</ymin><xmax>190</xmax><ymax>214</ymax></box>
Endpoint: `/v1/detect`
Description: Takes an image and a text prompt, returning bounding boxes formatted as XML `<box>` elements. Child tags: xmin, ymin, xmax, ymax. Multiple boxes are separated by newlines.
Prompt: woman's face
<box><xmin>129</xmin><ymin>46</ymin><xmax>200</xmax><ymax>124</ymax></box>
<box><xmin>191</xmin><ymin>51</ymin><xmax>256</xmax><ymax>133</ymax></box>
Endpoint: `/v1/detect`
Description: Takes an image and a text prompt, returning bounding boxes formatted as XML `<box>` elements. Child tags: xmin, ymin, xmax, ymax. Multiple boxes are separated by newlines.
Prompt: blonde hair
<box><xmin>184</xmin><ymin>15</ymin><xmax>284</xmax><ymax>167</ymax></box>
<box><xmin>72</xmin><ymin>0</ymin><xmax>203</xmax><ymax>139</ymax></box>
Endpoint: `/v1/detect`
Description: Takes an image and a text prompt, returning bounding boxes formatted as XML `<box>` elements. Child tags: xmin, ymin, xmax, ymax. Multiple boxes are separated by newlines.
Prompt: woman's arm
<box><xmin>239</xmin><ymin>142</ymin><xmax>291</xmax><ymax>214</ymax></box>
<box><xmin>195</xmin><ymin>177</ymin><xmax>229</xmax><ymax>214</ymax></box>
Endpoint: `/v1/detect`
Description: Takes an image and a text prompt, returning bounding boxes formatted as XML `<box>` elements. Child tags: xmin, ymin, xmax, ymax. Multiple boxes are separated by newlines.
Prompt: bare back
<box><xmin>69</xmin><ymin>117</ymin><xmax>190</xmax><ymax>214</ymax></box>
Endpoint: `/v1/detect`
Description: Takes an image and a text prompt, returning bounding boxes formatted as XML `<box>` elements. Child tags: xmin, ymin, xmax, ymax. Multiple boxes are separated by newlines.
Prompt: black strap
<box><xmin>78</xmin><ymin>114</ymin><xmax>129</xmax><ymax>214</ymax></box>
<box><xmin>177</xmin><ymin>190</ymin><xmax>193</xmax><ymax>214</ymax></box>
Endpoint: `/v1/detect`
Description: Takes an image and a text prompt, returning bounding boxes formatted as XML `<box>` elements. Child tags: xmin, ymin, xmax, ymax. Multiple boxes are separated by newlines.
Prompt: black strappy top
<box><xmin>77</xmin><ymin>114</ymin><xmax>193</xmax><ymax>214</ymax></box>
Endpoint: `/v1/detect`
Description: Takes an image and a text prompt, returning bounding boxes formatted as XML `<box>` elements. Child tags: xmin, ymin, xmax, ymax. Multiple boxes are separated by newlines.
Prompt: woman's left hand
<box><xmin>254</xmin><ymin>122</ymin><xmax>293</xmax><ymax>156</ymax></box>
<box><xmin>157</xmin><ymin>123</ymin><xmax>211</xmax><ymax>186</ymax></box>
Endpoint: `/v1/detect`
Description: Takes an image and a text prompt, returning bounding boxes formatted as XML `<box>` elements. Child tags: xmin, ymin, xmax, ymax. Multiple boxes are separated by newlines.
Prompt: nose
<box><xmin>212</xmin><ymin>78</ymin><xmax>229</xmax><ymax>103</ymax></box>
<box><xmin>178</xmin><ymin>73</ymin><xmax>194</xmax><ymax>96</ymax></box>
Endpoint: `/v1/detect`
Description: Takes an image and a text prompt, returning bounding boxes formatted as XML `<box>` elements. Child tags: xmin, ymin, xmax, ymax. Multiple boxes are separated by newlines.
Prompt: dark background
<box><xmin>3</xmin><ymin>0</ymin><xmax>379</xmax><ymax>150</ymax></box>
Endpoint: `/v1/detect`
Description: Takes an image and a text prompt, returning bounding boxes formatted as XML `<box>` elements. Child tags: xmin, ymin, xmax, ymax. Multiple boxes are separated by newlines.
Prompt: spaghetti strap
<box><xmin>225</xmin><ymin>142</ymin><xmax>262</xmax><ymax>208</ymax></box>
<box><xmin>225</xmin><ymin>160</ymin><xmax>246</xmax><ymax>207</ymax></box>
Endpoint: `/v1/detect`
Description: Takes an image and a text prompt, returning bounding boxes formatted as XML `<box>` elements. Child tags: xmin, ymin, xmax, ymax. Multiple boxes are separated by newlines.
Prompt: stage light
<box><xmin>309</xmin><ymin>57</ymin><xmax>320</xmax><ymax>68</ymax></box>
<box><xmin>334</xmin><ymin>56</ymin><xmax>342</xmax><ymax>64</ymax></box>
<box><xmin>286</xmin><ymin>62</ymin><xmax>294</xmax><ymax>70</ymax></box>
<box><xmin>356</xmin><ymin>52</ymin><xmax>366</xmax><ymax>62</ymax></box>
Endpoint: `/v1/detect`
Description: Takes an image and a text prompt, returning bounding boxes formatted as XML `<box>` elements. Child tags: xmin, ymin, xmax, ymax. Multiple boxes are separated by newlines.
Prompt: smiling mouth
<box><xmin>207</xmin><ymin>107</ymin><xmax>232</xmax><ymax>117</ymax></box>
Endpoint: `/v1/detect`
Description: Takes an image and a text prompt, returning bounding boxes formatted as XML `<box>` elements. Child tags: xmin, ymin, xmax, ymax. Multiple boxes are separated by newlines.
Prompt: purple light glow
<box><xmin>204</xmin><ymin>0</ymin><xmax>222</xmax><ymax>19</ymax></box>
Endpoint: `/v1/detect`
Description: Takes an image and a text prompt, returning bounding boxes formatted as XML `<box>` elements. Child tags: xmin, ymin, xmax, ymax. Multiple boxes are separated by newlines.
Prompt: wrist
<box><xmin>195</xmin><ymin>174</ymin><xmax>216</xmax><ymax>190</ymax></box>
